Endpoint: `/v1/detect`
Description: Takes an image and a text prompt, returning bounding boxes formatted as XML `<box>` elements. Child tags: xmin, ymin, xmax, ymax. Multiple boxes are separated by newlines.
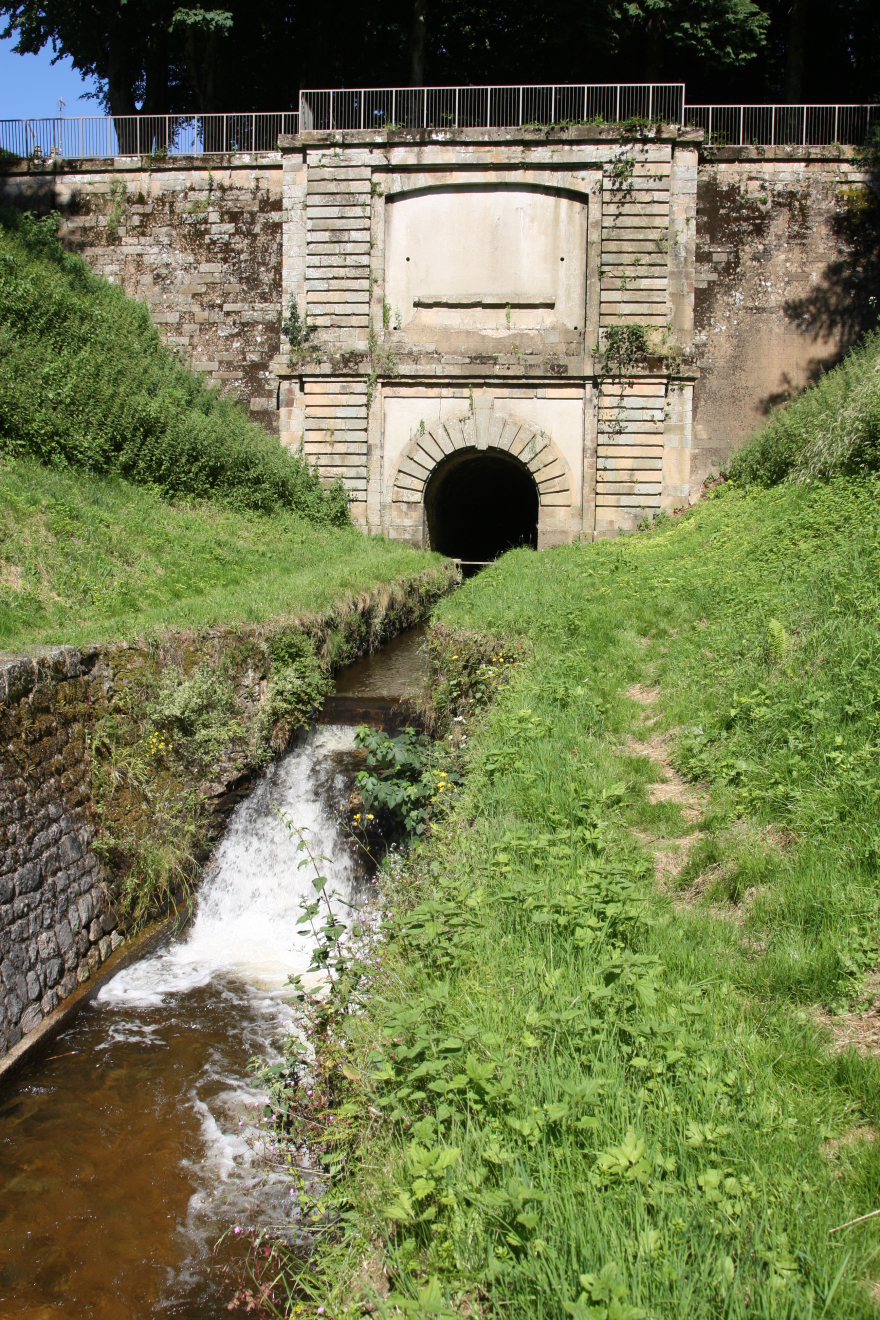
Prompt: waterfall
<box><xmin>99</xmin><ymin>725</ymin><xmax>359</xmax><ymax>1008</ymax></box>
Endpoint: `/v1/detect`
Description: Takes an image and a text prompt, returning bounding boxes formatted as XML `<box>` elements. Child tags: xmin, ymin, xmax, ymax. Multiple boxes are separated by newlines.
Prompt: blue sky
<box><xmin>0</xmin><ymin>35</ymin><xmax>99</xmax><ymax>120</ymax></box>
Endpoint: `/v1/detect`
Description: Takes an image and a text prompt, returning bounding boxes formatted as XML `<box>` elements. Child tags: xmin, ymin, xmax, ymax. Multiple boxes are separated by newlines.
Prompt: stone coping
<box><xmin>280</xmin><ymin>125</ymin><xmax>704</xmax><ymax>149</ymax></box>
<box><xmin>0</xmin><ymin>153</ymin><xmax>283</xmax><ymax>177</ymax></box>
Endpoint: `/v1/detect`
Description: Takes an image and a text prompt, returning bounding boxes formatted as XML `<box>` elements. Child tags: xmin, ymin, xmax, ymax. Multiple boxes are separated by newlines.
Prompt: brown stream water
<box><xmin>0</xmin><ymin>627</ymin><xmax>427</xmax><ymax>1318</ymax></box>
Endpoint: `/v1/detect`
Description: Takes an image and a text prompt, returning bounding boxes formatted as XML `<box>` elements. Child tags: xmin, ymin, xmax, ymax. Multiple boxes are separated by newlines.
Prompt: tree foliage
<box><xmin>1</xmin><ymin>0</ymin><xmax>878</xmax><ymax>116</ymax></box>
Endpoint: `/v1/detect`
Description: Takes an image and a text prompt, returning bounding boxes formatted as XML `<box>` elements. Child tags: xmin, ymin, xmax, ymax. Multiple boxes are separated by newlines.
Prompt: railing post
<box><xmin>108</xmin><ymin>115</ymin><xmax>112</xmax><ymax>156</ymax></box>
<box><xmin>424</xmin><ymin>86</ymin><xmax>427</xmax><ymax>127</ymax></box>
<box><xmin>615</xmin><ymin>84</ymin><xmax>620</xmax><ymax>122</ymax></box>
<box><xmin>252</xmin><ymin>111</ymin><xmax>256</xmax><ymax>150</ymax></box>
<box><xmin>740</xmin><ymin>105</ymin><xmax>744</xmax><ymax>145</ymax></box>
<box><xmin>771</xmin><ymin>104</ymin><xmax>775</xmax><ymax>146</ymax></box>
<box><xmin>80</xmin><ymin>117</ymin><xmax>84</xmax><ymax>159</ymax></box>
<box><xmin>803</xmin><ymin>105</ymin><xmax>806</xmax><ymax>145</ymax></box>
<box><xmin>487</xmin><ymin>86</ymin><xmax>491</xmax><ymax>128</ymax></box>
<box><xmin>521</xmin><ymin>86</ymin><xmax>524</xmax><ymax>126</ymax></box>
<box><xmin>834</xmin><ymin>104</ymin><xmax>839</xmax><ymax>143</ymax></box>
<box><xmin>392</xmin><ymin>89</ymin><xmax>396</xmax><ymax>127</ymax></box>
<box><xmin>360</xmin><ymin>92</ymin><xmax>364</xmax><ymax>130</ymax></box>
<box><xmin>648</xmin><ymin>84</ymin><xmax>653</xmax><ymax>119</ymax></box>
<box><xmin>330</xmin><ymin>91</ymin><xmax>334</xmax><ymax>131</ymax></box>
<box><xmin>455</xmin><ymin>86</ymin><xmax>459</xmax><ymax>130</ymax></box>
<box><xmin>551</xmin><ymin>85</ymin><xmax>555</xmax><ymax>123</ymax></box>
<box><xmin>709</xmin><ymin>105</ymin><xmax>713</xmax><ymax>143</ymax></box>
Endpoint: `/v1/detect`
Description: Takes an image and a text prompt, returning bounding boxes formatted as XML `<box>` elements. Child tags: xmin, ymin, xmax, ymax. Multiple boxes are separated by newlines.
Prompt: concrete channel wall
<box><xmin>0</xmin><ymin>133</ymin><xmax>875</xmax><ymax>538</ymax></box>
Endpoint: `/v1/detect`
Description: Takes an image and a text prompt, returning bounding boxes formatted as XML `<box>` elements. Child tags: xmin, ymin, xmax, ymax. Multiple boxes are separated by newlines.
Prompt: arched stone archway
<box><xmin>389</xmin><ymin>408</ymin><xmax>575</xmax><ymax>551</ymax></box>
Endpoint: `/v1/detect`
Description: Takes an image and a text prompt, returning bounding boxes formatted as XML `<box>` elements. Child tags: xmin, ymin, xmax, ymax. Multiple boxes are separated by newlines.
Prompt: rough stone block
<box><xmin>20</xmin><ymin>1003</ymin><xmax>42</xmax><ymax>1034</ymax></box>
<box><xmin>14</xmin><ymin>861</ymin><xmax>41</xmax><ymax>896</ymax></box>
<box><xmin>98</xmin><ymin>935</ymin><xmax>112</xmax><ymax>962</ymax></box>
<box><xmin>26</xmin><ymin>970</ymin><xmax>41</xmax><ymax>1001</ymax></box>
<box><xmin>60</xmin><ymin>833</ymin><xmax>83</xmax><ymax>866</ymax></box>
<box><xmin>76</xmin><ymin>961</ymin><xmax>90</xmax><ymax>984</ymax></box>
<box><xmin>37</xmin><ymin>930</ymin><xmax>59</xmax><ymax>960</ymax></box>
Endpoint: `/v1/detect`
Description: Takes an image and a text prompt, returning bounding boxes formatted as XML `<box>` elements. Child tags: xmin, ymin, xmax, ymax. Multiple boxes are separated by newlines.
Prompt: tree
<box><xmin>2</xmin><ymin>0</ymin><xmax>878</xmax><ymax>116</ymax></box>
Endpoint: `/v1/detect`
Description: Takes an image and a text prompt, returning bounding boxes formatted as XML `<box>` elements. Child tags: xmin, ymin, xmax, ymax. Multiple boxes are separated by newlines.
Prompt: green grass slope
<box><xmin>283</xmin><ymin>338</ymin><xmax>880</xmax><ymax>1318</ymax></box>
<box><xmin>0</xmin><ymin>206</ymin><xmax>443</xmax><ymax>649</ymax></box>
<box><xmin>0</xmin><ymin>207</ymin><xmax>347</xmax><ymax>522</ymax></box>
<box><xmin>0</xmin><ymin>457</ymin><xmax>441</xmax><ymax>649</ymax></box>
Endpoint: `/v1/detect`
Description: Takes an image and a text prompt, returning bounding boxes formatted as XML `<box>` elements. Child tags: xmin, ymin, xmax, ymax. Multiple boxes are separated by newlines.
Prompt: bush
<box><xmin>144</xmin><ymin>665</ymin><xmax>242</xmax><ymax>768</ymax></box>
<box><xmin>254</xmin><ymin>633</ymin><xmax>331</xmax><ymax>760</ymax></box>
<box><xmin>727</xmin><ymin>329</ymin><xmax>880</xmax><ymax>487</ymax></box>
<box><xmin>0</xmin><ymin>208</ymin><xmax>349</xmax><ymax>524</ymax></box>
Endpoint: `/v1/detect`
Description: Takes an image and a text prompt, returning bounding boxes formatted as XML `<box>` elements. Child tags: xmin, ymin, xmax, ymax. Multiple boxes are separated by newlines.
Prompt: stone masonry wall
<box><xmin>0</xmin><ymin>155</ymin><xmax>284</xmax><ymax>426</ymax></box>
<box><xmin>692</xmin><ymin>146</ymin><xmax>877</xmax><ymax>488</ymax></box>
<box><xmin>0</xmin><ymin>650</ymin><xmax>121</xmax><ymax>1054</ymax></box>
<box><xmin>0</xmin><ymin>139</ymin><xmax>872</xmax><ymax>529</ymax></box>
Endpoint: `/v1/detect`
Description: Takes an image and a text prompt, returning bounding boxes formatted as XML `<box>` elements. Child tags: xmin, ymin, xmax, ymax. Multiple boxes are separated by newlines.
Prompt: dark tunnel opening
<box><xmin>425</xmin><ymin>448</ymin><xmax>539</xmax><ymax>562</ymax></box>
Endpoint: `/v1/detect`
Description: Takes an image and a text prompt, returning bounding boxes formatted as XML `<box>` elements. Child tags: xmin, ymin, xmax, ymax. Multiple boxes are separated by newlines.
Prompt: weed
<box><xmin>281</xmin><ymin>296</ymin><xmax>320</xmax><ymax>370</ymax></box>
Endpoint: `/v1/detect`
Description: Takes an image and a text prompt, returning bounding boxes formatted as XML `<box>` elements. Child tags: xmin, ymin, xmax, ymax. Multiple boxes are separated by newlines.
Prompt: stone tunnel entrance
<box><xmin>424</xmin><ymin>448</ymin><xmax>539</xmax><ymax>562</ymax></box>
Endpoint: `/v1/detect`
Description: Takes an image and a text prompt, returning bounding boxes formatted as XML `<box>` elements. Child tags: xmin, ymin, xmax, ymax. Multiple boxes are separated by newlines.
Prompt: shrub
<box><xmin>144</xmin><ymin>665</ymin><xmax>242</xmax><ymax>768</ymax></box>
<box><xmin>255</xmin><ymin>633</ymin><xmax>331</xmax><ymax>759</ymax></box>
<box><xmin>0</xmin><ymin>208</ymin><xmax>349</xmax><ymax>524</ymax></box>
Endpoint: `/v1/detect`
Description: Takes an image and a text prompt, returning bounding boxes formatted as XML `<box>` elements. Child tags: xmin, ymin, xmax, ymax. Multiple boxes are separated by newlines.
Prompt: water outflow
<box><xmin>0</xmin><ymin>725</ymin><xmax>363</xmax><ymax>1319</ymax></box>
<box><xmin>103</xmin><ymin>724</ymin><xmax>358</xmax><ymax>1007</ymax></box>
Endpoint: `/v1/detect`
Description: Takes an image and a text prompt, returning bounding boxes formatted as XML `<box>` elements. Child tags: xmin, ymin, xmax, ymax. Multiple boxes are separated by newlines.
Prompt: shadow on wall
<box><xmin>781</xmin><ymin>141</ymin><xmax>880</xmax><ymax>375</ymax></box>
<box><xmin>425</xmin><ymin>448</ymin><xmax>538</xmax><ymax>562</ymax></box>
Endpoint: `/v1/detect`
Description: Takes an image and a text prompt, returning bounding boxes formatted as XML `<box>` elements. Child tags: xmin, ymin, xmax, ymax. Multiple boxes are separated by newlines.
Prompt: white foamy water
<box><xmin>100</xmin><ymin>724</ymin><xmax>359</xmax><ymax>1008</ymax></box>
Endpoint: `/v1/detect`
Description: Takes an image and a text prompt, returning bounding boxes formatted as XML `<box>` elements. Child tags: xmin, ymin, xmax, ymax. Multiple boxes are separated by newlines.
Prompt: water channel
<box><xmin>0</xmin><ymin>626</ymin><xmax>428</xmax><ymax>1318</ymax></box>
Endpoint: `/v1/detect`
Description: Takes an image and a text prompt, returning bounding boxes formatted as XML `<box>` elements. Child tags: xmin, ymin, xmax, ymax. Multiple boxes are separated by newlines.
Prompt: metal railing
<box><xmin>0</xmin><ymin>111</ymin><xmax>299</xmax><ymax>162</ymax></box>
<box><xmin>299</xmin><ymin>84</ymin><xmax>685</xmax><ymax>131</ymax></box>
<box><xmin>685</xmin><ymin>102</ymin><xmax>880</xmax><ymax>146</ymax></box>
<box><xmin>2</xmin><ymin>93</ymin><xmax>878</xmax><ymax>162</ymax></box>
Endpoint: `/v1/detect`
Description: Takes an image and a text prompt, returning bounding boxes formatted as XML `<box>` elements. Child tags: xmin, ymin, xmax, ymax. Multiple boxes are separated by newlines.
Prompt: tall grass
<box><xmin>0</xmin><ymin>207</ymin><xmax>348</xmax><ymax>523</ymax></box>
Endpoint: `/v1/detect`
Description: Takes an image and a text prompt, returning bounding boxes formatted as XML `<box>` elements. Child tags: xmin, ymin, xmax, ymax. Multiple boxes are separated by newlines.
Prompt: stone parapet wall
<box><xmin>0</xmin><ymin>154</ymin><xmax>284</xmax><ymax>426</ymax></box>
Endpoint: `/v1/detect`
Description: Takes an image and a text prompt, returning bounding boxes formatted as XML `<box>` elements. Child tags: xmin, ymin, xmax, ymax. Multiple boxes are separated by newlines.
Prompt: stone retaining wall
<box><xmin>0</xmin><ymin>154</ymin><xmax>284</xmax><ymax>428</ymax></box>
<box><xmin>0</xmin><ymin>649</ymin><xmax>120</xmax><ymax>1052</ymax></box>
<box><xmin>691</xmin><ymin>146</ymin><xmax>878</xmax><ymax>488</ymax></box>
<box><xmin>1</xmin><ymin>140</ymin><xmax>874</xmax><ymax>531</ymax></box>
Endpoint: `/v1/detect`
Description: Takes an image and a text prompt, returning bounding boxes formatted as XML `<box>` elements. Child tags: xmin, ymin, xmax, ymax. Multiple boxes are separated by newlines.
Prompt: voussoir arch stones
<box><xmin>391</xmin><ymin>410</ymin><xmax>573</xmax><ymax>510</ymax></box>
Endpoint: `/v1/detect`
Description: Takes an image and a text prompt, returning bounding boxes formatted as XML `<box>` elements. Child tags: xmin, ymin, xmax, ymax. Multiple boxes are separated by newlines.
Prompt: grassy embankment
<box><xmin>0</xmin><ymin>208</ymin><xmax>439</xmax><ymax>649</ymax></box>
<box><xmin>272</xmin><ymin>333</ymin><xmax>880</xmax><ymax>1319</ymax></box>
